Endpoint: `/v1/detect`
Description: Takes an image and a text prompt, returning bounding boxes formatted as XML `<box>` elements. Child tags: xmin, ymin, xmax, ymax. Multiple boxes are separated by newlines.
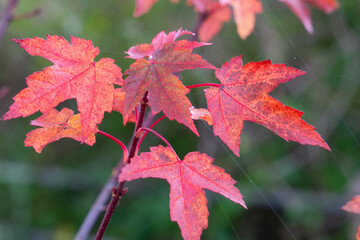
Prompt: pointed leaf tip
<box><xmin>4</xmin><ymin>36</ymin><xmax>123</xmax><ymax>138</ymax></box>
<box><xmin>25</xmin><ymin>108</ymin><xmax>97</xmax><ymax>153</ymax></box>
<box><xmin>119</xmin><ymin>146</ymin><xmax>246</xmax><ymax>240</ymax></box>
<box><xmin>207</xmin><ymin>56</ymin><xmax>329</xmax><ymax>156</ymax></box>
<box><xmin>123</xmin><ymin>30</ymin><xmax>214</xmax><ymax>135</ymax></box>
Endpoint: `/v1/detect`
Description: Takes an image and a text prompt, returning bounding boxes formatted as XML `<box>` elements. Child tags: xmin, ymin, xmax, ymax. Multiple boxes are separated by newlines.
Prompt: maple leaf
<box><xmin>189</xmin><ymin>0</ymin><xmax>232</xmax><ymax>42</ymax></box>
<box><xmin>342</xmin><ymin>195</ymin><xmax>360</xmax><ymax>240</ymax></box>
<box><xmin>205</xmin><ymin>56</ymin><xmax>330</xmax><ymax>156</ymax></box>
<box><xmin>134</xmin><ymin>0</ymin><xmax>158</xmax><ymax>17</ymax></box>
<box><xmin>119</xmin><ymin>146</ymin><xmax>246</xmax><ymax>240</ymax></box>
<box><xmin>25</xmin><ymin>108</ymin><xmax>97</xmax><ymax>153</ymax></box>
<box><xmin>134</xmin><ymin>0</ymin><xmax>179</xmax><ymax>17</ymax></box>
<box><xmin>124</xmin><ymin>29</ymin><xmax>215</xmax><ymax>135</ymax></box>
<box><xmin>280</xmin><ymin>0</ymin><xmax>339</xmax><ymax>33</ymax></box>
<box><xmin>2</xmin><ymin>36</ymin><xmax>123</xmax><ymax>137</ymax></box>
<box><xmin>220</xmin><ymin>0</ymin><xmax>262</xmax><ymax>39</ymax></box>
<box><xmin>113</xmin><ymin>88</ymin><xmax>136</xmax><ymax>123</ymax></box>
<box><xmin>342</xmin><ymin>195</ymin><xmax>360</xmax><ymax>215</ymax></box>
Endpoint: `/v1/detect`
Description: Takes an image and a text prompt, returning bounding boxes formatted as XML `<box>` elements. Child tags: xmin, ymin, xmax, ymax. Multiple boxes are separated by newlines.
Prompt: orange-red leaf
<box><xmin>134</xmin><ymin>0</ymin><xmax>158</xmax><ymax>17</ymax></box>
<box><xmin>280</xmin><ymin>0</ymin><xmax>339</xmax><ymax>33</ymax></box>
<box><xmin>342</xmin><ymin>195</ymin><xmax>360</xmax><ymax>240</ymax></box>
<box><xmin>342</xmin><ymin>195</ymin><xmax>360</xmax><ymax>215</ymax></box>
<box><xmin>189</xmin><ymin>0</ymin><xmax>232</xmax><ymax>42</ymax></box>
<box><xmin>205</xmin><ymin>56</ymin><xmax>329</xmax><ymax>156</ymax></box>
<box><xmin>113</xmin><ymin>88</ymin><xmax>136</xmax><ymax>123</ymax></box>
<box><xmin>25</xmin><ymin>108</ymin><xmax>97</xmax><ymax>153</ymax></box>
<box><xmin>2</xmin><ymin>36</ymin><xmax>123</xmax><ymax>137</ymax></box>
<box><xmin>119</xmin><ymin>146</ymin><xmax>246</xmax><ymax>240</ymax></box>
<box><xmin>124</xmin><ymin>29</ymin><xmax>215</xmax><ymax>135</ymax></box>
<box><xmin>220</xmin><ymin>0</ymin><xmax>262</xmax><ymax>39</ymax></box>
<box><xmin>305</xmin><ymin>0</ymin><xmax>339</xmax><ymax>13</ymax></box>
<box><xmin>134</xmin><ymin>0</ymin><xmax>180</xmax><ymax>17</ymax></box>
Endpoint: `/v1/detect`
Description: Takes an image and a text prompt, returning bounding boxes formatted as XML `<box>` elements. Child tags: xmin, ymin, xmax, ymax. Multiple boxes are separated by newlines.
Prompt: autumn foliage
<box><xmin>1</xmin><ymin>0</ymin><xmax>343</xmax><ymax>237</ymax></box>
<box><xmin>2</xmin><ymin>36</ymin><xmax>122</xmax><ymax>142</ymax></box>
<box><xmin>2</xmin><ymin>28</ymin><xmax>331</xmax><ymax>239</ymax></box>
<box><xmin>119</xmin><ymin>146</ymin><xmax>246</xmax><ymax>239</ymax></box>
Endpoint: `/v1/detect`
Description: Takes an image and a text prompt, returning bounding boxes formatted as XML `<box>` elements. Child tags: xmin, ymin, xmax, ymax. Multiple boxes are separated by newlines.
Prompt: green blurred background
<box><xmin>0</xmin><ymin>0</ymin><xmax>359</xmax><ymax>239</ymax></box>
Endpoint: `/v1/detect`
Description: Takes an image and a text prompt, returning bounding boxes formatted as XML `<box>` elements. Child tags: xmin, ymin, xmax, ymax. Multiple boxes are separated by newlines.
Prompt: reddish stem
<box><xmin>134</xmin><ymin>106</ymin><xmax>138</xmax><ymax>124</ymax></box>
<box><xmin>12</xmin><ymin>8</ymin><xmax>41</xmax><ymax>21</ymax></box>
<box><xmin>135</xmin><ymin>115</ymin><xmax>166</xmax><ymax>154</ymax></box>
<box><xmin>98</xmin><ymin>130</ymin><xmax>129</xmax><ymax>161</ymax></box>
<box><xmin>136</xmin><ymin>127</ymin><xmax>174</xmax><ymax>152</ymax></box>
<box><xmin>186</xmin><ymin>83</ymin><xmax>221</xmax><ymax>89</ymax></box>
<box><xmin>95</xmin><ymin>92</ymin><xmax>149</xmax><ymax>240</ymax></box>
<box><xmin>75</xmin><ymin>113</ymin><xmax>154</xmax><ymax>240</ymax></box>
<box><xmin>149</xmin><ymin>115</ymin><xmax>166</xmax><ymax>130</ymax></box>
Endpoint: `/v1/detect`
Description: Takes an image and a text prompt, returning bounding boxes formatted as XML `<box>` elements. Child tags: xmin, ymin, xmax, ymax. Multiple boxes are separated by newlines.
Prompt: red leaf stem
<box><xmin>136</xmin><ymin>115</ymin><xmax>166</xmax><ymax>155</ymax></box>
<box><xmin>186</xmin><ymin>83</ymin><xmax>221</xmax><ymax>89</ymax></box>
<box><xmin>137</xmin><ymin>127</ymin><xmax>175</xmax><ymax>153</ymax></box>
<box><xmin>98</xmin><ymin>130</ymin><xmax>129</xmax><ymax>161</ymax></box>
<box><xmin>95</xmin><ymin>92</ymin><xmax>149</xmax><ymax>239</ymax></box>
<box><xmin>148</xmin><ymin>115</ymin><xmax>167</xmax><ymax>130</ymax></box>
<box><xmin>134</xmin><ymin>106</ymin><xmax>139</xmax><ymax>123</ymax></box>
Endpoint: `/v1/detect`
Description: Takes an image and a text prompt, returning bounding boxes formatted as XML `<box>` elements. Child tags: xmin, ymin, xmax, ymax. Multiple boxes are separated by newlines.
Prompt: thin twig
<box><xmin>0</xmin><ymin>0</ymin><xmax>19</xmax><ymax>44</ymax></box>
<box><xmin>74</xmin><ymin>172</ymin><xmax>118</xmax><ymax>240</ymax></box>
<box><xmin>94</xmin><ymin>91</ymin><xmax>149</xmax><ymax>240</ymax></box>
<box><xmin>12</xmin><ymin>8</ymin><xmax>41</xmax><ymax>21</ymax></box>
<box><xmin>74</xmin><ymin>110</ymin><xmax>154</xmax><ymax>240</ymax></box>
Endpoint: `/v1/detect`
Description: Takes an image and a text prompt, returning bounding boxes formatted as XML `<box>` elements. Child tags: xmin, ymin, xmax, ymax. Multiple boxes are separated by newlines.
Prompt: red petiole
<box><xmin>136</xmin><ymin>127</ymin><xmax>175</xmax><ymax>152</ymax></box>
<box><xmin>98</xmin><ymin>130</ymin><xmax>129</xmax><ymax>161</ymax></box>
<box><xmin>135</xmin><ymin>115</ymin><xmax>166</xmax><ymax>155</ymax></box>
<box><xmin>186</xmin><ymin>83</ymin><xmax>221</xmax><ymax>89</ymax></box>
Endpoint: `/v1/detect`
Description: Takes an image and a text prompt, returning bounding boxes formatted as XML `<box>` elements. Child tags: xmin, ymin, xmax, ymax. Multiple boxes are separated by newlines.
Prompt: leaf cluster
<box><xmin>2</xmin><ymin>28</ymin><xmax>330</xmax><ymax>239</ymax></box>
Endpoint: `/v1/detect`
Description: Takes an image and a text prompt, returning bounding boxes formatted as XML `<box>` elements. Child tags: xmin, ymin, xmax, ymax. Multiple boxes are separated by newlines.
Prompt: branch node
<box><xmin>111</xmin><ymin>187</ymin><xmax>117</xmax><ymax>197</ymax></box>
<box><xmin>120</xmin><ymin>188</ymin><xmax>128</xmax><ymax>196</ymax></box>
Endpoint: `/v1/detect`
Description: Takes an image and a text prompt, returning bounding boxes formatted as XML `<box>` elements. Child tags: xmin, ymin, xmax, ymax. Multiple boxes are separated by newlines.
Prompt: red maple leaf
<box><xmin>220</xmin><ymin>0</ymin><xmax>262</xmax><ymax>39</ymax></box>
<box><xmin>189</xmin><ymin>0</ymin><xmax>232</xmax><ymax>42</ymax></box>
<box><xmin>342</xmin><ymin>195</ymin><xmax>360</xmax><ymax>240</ymax></box>
<box><xmin>2</xmin><ymin>36</ymin><xmax>123</xmax><ymax>137</ymax></box>
<box><xmin>133</xmin><ymin>0</ymin><xmax>179</xmax><ymax>17</ymax></box>
<box><xmin>205</xmin><ymin>56</ymin><xmax>329</xmax><ymax>156</ymax></box>
<box><xmin>342</xmin><ymin>195</ymin><xmax>360</xmax><ymax>215</ymax></box>
<box><xmin>133</xmin><ymin>0</ymin><xmax>158</xmax><ymax>17</ymax></box>
<box><xmin>118</xmin><ymin>146</ymin><xmax>246</xmax><ymax>240</ymax></box>
<box><xmin>113</xmin><ymin>88</ymin><xmax>136</xmax><ymax>123</ymax></box>
<box><xmin>25</xmin><ymin>108</ymin><xmax>97</xmax><ymax>153</ymax></box>
<box><xmin>123</xmin><ymin>29</ymin><xmax>215</xmax><ymax>135</ymax></box>
<box><xmin>280</xmin><ymin>0</ymin><xmax>339</xmax><ymax>33</ymax></box>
